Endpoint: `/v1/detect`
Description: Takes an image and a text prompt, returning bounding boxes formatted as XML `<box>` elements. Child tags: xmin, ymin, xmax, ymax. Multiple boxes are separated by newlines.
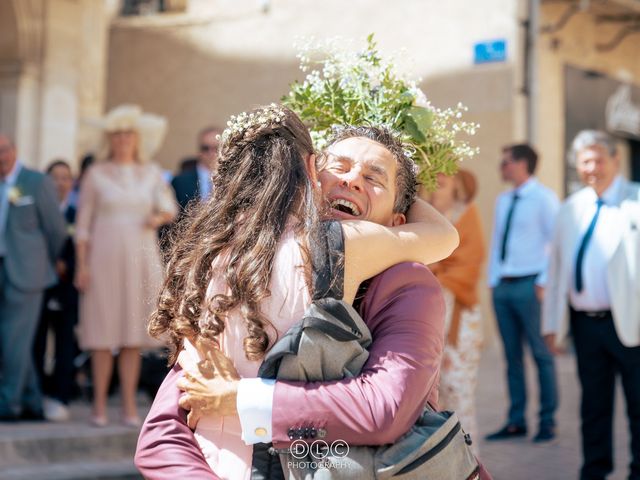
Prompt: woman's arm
<box><xmin>341</xmin><ymin>197</ymin><xmax>459</xmax><ymax>303</ymax></box>
<box><xmin>74</xmin><ymin>168</ymin><xmax>97</xmax><ymax>292</ymax></box>
<box><xmin>146</xmin><ymin>165</ymin><xmax>178</xmax><ymax>228</ymax></box>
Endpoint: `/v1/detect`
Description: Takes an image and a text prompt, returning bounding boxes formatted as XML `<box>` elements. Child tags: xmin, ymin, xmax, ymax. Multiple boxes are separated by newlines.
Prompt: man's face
<box><xmin>49</xmin><ymin>164</ymin><xmax>74</xmax><ymax>202</ymax></box>
<box><xmin>198</xmin><ymin>131</ymin><xmax>220</xmax><ymax>171</ymax></box>
<box><xmin>576</xmin><ymin>144</ymin><xmax>619</xmax><ymax>193</ymax></box>
<box><xmin>318</xmin><ymin>137</ymin><xmax>405</xmax><ymax>227</ymax></box>
<box><xmin>0</xmin><ymin>135</ymin><xmax>17</xmax><ymax>179</ymax></box>
<box><xmin>500</xmin><ymin>150</ymin><xmax>527</xmax><ymax>184</ymax></box>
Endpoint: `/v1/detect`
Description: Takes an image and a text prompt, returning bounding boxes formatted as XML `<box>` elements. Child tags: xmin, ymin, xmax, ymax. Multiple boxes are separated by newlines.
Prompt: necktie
<box><xmin>574</xmin><ymin>198</ymin><xmax>604</xmax><ymax>293</ymax></box>
<box><xmin>500</xmin><ymin>193</ymin><xmax>520</xmax><ymax>261</ymax></box>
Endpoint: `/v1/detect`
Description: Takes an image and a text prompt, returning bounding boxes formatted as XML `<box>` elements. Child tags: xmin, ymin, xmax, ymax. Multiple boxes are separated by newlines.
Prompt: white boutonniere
<box><xmin>7</xmin><ymin>186</ymin><xmax>22</xmax><ymax>205</ymax></box>
<box><xmin>7</xmin><ymin>186</ymin><xmax>34</xmax><ymax>206</ymax></box>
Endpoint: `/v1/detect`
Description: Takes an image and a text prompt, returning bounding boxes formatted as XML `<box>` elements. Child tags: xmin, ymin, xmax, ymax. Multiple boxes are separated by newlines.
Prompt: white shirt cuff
<box><xmin>237</xmin><ymin>378</ymin><xmax>275</xmax><ymax>445</ymax></box>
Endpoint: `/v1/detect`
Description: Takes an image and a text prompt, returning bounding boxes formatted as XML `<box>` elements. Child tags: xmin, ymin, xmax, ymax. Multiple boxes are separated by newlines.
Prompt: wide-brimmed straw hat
<box><xmin>82</xmin><ymin>104</ymin><xmax>167</xmax><ymax>162</ymax></box>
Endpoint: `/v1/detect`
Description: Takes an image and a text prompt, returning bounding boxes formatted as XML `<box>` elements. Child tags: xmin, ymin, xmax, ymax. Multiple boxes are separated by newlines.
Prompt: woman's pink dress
<box><xmin>183</xmin><ymin>229</ymin><xmax>311</xmax><ymax>479</ymax></box>
<box><xmin>75</xmin><ymin>162</ymin><xmax>177</xmax><ymax>350</ymax></box>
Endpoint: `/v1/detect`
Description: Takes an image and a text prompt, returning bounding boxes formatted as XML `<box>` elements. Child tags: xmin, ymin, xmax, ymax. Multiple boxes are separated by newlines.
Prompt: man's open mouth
<box><xmin>330</xmin><ymin>199</ymin><xmax>361</xmax><ymax>216</ymax></box>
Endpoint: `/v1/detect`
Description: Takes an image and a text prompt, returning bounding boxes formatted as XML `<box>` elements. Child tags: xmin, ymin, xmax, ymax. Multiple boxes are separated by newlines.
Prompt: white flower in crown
<box><xmin>7</xmin><ymin>186</ymin><xmax>22</xmax><ymax>205</ymax></box>
<box><xmin>221</xmin><ymin>104</ymin><xmax>287</xmax><ymax>143</ymax></box>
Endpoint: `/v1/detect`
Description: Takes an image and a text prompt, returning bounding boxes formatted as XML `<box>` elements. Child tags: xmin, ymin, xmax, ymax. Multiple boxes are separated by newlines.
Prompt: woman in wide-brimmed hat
<box><xmin>74</xmin><ymin>104</ymin><xmax>178</xmax><ymax>427</ymax></box>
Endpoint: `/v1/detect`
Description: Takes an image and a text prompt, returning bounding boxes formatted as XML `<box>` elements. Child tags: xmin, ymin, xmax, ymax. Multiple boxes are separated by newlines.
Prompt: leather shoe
<box><xmin>20</xmin><ymin>409</ymin><xmax>45</xmax><ymax>421</ymax></box>
<box><xmin>533</xmin><ymin>425</ymin><xmax>555</xmax><ymax>443</ymax></box>
<box><xmin>485</xmin><ymin>424</ymin><xmax>527</xmax><ymax>441</ymax></box>
<box><xmin>0</xmin><ymin>413</ymin><xmax>20</xmax><ymax>422</ymax></box>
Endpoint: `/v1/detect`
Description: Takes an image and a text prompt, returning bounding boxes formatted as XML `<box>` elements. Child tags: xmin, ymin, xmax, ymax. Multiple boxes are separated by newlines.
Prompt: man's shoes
<box><xmin>0</xmin><ymin>413</ymin><xmax>20</xmax><ymax>422</ymax></box>
<box><xmin>485</xmin><ymin>424</ymin><xmax>527</xmax><ymax>441</ymax></box>
<box><xmin>533</xmin><ymin>425</ymin><xmax>556</xmax><ymax>443</ymax></box>
<box><xmin>43</xmin><ymin>397</ymin><xmax>70</xmax><ymax>422</ymax></box>
<box><xmin>20</xmin><ymin>409</ymin><xmax>45</xmax><ymax>421</ymax></box>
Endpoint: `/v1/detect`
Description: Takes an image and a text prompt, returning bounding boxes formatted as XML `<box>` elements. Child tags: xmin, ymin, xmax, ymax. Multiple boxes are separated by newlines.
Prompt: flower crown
<box><xmin>283</xmin><ymin>34</ymin><xmax>479</xmax><ymax>191</ymax></box>
<box><xmin>220</xmin><ymin>104</ymin><xmax>287</xmax><ymax>144</ymax></box>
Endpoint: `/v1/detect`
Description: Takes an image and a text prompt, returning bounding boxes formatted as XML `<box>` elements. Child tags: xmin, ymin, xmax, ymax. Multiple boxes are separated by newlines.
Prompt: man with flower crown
<box><xmin>135</xmin><ymin>36</ymin><xmax>490</xmax><ymax>479</ymax></box>
<box><xmin>0</xmin><ymin>133</ymin><xmax>67</xmax><ymax>420</ymax></box>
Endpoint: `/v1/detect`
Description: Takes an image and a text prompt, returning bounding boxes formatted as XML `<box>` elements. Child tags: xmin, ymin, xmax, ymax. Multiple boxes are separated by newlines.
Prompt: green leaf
<box><xmin>406</xmin><ymin>106</ymin><xmax>433</xmax><ymax>132</ymax></box>
<box><xmin>402</xmin><ymin>115</ymin><xmax>426</xmax><ymax>144</ymax></box>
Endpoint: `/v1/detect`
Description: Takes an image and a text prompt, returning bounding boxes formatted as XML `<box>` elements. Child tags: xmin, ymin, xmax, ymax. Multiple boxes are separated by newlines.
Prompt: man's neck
<box><xmin>593</xmin><ymin>176</ymin><xmax>617</xmax><ymax>197</ymax></box>
<box><xmin>197</xmin><ymin>162</ymin><xmax>211</xmax><ymax>173</ymax></box>
<box><xmin>512</xmin><ymin>175</ymin><xmax>531</xmax><ymax>189</ymax></box>
<box><xmin>1</xmin><ymin>161</ymin><xmax>19</xmax><ymax>182</ymax></box>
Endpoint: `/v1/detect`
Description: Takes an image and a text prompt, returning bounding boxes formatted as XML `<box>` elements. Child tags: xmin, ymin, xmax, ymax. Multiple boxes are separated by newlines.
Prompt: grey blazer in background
<box><xmin>4</xmin><ymin>167</ymin><xmax>67</xmax><ymax>292</ymax></box>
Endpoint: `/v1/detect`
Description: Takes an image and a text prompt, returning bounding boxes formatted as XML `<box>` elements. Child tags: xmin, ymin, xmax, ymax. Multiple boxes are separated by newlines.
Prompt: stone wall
<box><xmin>537</xmin><ymin>2</ymin><xmax>640</xmax><ymax>195</ymax></box>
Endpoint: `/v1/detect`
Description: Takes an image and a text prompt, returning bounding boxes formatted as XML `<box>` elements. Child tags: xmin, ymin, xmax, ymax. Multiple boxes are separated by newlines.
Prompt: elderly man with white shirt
<box><xmin>543</xmin><ymin>130</ymin><xmax>640</xmax><ymax>480</ymax></box>
<box><xmin>486</xmin><ymin>143</ymin><xmax>560</xmax><ymax>443</ymax></box>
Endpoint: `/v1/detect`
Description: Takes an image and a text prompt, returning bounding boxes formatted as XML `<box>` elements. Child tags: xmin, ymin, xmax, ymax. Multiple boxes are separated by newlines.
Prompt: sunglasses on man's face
<box><xmin>200</xmin><ymin>144</ymin><xmax>218</xmax><ymax>153</ymax></box>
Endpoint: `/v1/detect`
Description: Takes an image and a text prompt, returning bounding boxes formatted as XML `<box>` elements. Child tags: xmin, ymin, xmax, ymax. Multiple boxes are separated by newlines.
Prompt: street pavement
<box><xmin>476</xmin><ymin>341</ymin><xmax>631</xmax><ymax>480</ymax></box>
<box><xmin>0</xmin><ymin>343</ymin><xmax>634</xmax><ymax>479</ymax></box>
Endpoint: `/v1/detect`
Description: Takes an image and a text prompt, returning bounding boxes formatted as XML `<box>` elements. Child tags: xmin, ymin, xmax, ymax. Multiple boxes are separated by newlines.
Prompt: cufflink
<box><xmin>254</xmin><ymin>427</ymin><xmax>268</xmax><ymax>437</ymax></box>
<box><xmin>317</xmin><ymin>428</ymin><xmax>327</xmax><ymax>438</ymax></box>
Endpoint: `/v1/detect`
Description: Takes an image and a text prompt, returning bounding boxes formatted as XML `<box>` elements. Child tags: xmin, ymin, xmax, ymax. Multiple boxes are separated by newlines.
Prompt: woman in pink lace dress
<box><xmin>75</xmin><ymin>105</ymin><xmax>177</xmax><ymax>427</ymax></box>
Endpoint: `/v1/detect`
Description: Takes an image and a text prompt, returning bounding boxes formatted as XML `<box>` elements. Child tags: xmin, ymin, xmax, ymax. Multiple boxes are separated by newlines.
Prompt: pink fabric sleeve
<box><xmin>134</xmin><ymin>366</ymin><xmax>220</xmax><ymax>479</ymax></box>
<box><xmin>272</xmin><ymin>262</ymin><xmax>445</xmax><ymax>447</ymax></box>
<box><xmin>74</xmin><ymin>167</ymin><xmax>97</xmax><ymax>242</ymax></box>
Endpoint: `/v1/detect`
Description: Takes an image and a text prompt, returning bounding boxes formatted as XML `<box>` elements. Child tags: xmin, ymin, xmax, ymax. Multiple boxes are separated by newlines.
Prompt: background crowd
<box><xmin>0</xmin><ymin>104</ymin><xmax>638</xmax><ymax>479</ymax></box>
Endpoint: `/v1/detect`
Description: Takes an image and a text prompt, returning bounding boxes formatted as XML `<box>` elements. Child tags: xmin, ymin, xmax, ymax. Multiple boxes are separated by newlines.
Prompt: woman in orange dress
<box><xmin>424</xmin><ymin>169</ymin><xmax>486</xmax><ymax>450</ymax></box>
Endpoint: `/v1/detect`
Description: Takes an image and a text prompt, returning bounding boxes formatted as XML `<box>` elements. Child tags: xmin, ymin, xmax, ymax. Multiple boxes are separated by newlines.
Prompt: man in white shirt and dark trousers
<box><xmin>486</xmin><ymin>143</ymin><xmax>560</xmax><ymax>443</ymax></box>
<box><xmin>543</xmin><ymin>130</ymin><xmax>640</xmax><ymax>480</ymax></box>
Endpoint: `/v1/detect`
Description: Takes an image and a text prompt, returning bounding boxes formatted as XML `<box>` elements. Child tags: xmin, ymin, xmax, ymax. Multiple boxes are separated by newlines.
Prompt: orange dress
<box><xmin>431</xmin><ymin>202</ymin><xmax>486</xmax><ymax>449</ymax></box>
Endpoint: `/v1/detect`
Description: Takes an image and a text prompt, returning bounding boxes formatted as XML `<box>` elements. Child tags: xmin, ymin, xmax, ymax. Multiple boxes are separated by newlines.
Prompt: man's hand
<box><xmin>535</xmin><ymin>285</ymin><xmax>545</xmax><ymax>303</ymax></box>
<box><xmin>544</xmin><ymin>333</ymin><xmax>563</xmax><ymax>355</ymax></box>
<box><xmin>74</xmin><ymin>264</ymin><xmax>90</xmax><ymax>291</ymax></box>
<box><xmin>176</xmin><ymin>340</ymin><xmax>241</xmax><ymax>429</ymax></box>
<box><xmin>55</xmin><ymin>260</ymin><xmax>68</xmax><ymax>280</ymax></box>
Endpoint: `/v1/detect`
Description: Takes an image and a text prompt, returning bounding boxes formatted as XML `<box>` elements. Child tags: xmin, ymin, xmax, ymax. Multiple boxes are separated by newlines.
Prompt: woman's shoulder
<box><xmin>140</xmin><ymin>161</ymin><xmax>164</xmax><ymax>176</ymax></box>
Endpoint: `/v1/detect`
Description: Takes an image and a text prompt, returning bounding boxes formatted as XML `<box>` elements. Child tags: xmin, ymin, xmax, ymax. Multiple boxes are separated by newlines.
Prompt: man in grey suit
<box><xmin>0</xmin><ymin>133</ymin><xmax>67</xmax><ymax>420</ymax></box>
<box><xmin>543</xmin><ymin>130</ymin><xmax>640</xmax><ymax>480</ymax></box>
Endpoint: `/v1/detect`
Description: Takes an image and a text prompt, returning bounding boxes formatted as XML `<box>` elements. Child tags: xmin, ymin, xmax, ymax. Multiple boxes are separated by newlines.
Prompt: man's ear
<box><xmin>391</xmin><ymin>212</ymin><xmax>406</xmax><ymax>226</ymax></box>
<box><xmin>612</xmin><ymin>152</ymin><xmax>621</xmax><ymax>170</ymax></box>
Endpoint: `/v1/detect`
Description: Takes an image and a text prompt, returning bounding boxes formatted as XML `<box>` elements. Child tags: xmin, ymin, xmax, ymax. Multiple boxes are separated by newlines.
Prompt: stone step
<box><xmin>0</xmin><ymin>459</ymin><xmax>141</xmax><ymax>480</ymax></box>
<box><xmin>0</xmin><ymin>397</ymin><xmax>151</xmax><ymax>480</ymax></box>
<box><xmin>0</xmin><ymin>422</ymin><xmax>140</xmax><ymax>467</ymax></box>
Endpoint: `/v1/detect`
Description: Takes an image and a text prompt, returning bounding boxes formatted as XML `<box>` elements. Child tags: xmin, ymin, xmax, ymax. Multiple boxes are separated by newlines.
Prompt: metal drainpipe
<box><xmin>526</xmin><ymin>0</ymin><xmax>540</xmax><ymax>144</ymax></box>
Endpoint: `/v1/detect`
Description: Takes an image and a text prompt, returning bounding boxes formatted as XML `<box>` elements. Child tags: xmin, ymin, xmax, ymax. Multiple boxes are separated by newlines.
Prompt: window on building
<box><xmin>121</xmin><ymin>0</ymin><xmax>188</xmax><ymax>15</ymax></box>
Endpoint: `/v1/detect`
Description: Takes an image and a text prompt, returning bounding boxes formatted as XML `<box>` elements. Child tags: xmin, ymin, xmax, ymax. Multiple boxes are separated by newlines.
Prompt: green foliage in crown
<box><xmin>283</xmin><ymin>34</ymin><xmax>479</xmax><ymax>190</ymax></box>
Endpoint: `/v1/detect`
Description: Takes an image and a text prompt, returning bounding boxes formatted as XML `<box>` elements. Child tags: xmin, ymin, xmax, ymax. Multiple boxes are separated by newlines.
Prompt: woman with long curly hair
<box><xmin>147</xmin><ymin>104</ymin><xmax>457</xmax><ymax>478</ymax></box>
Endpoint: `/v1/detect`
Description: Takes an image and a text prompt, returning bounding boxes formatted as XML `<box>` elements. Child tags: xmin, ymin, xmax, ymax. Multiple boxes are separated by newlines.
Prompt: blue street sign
<box><xmin>474</xmin><ymin>39</ymin><xmax>507</xmax><ymax>64</ymax></box>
